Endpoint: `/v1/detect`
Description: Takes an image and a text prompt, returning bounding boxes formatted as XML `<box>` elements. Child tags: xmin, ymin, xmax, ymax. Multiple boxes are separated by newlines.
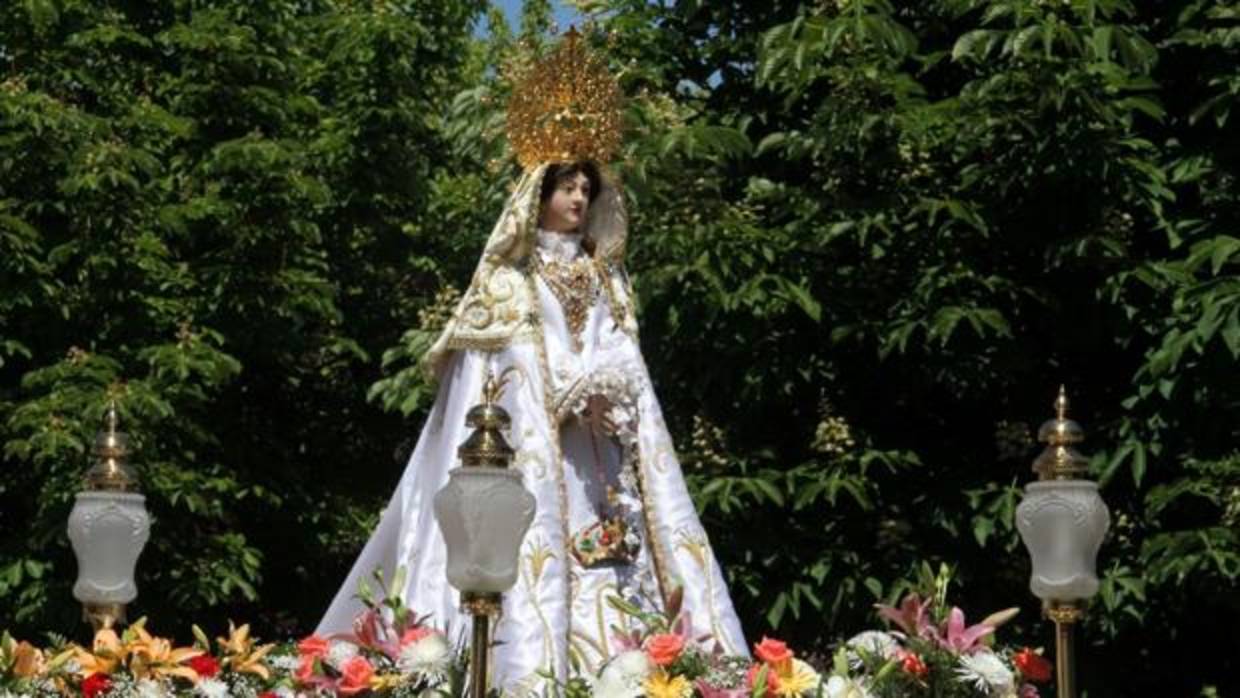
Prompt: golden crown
<box><xmin>504</xmin><ymin>27</ymin><xmax>623</xmax><ymax>169</ymax></box>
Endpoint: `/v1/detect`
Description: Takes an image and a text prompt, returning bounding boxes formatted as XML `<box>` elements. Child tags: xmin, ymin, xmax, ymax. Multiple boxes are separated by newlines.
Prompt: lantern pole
<box><xmin>1016</xmin><ymin>387</ymin><xmax>1110</xmax><ymax>698</ymax></box>
<box><xmin>435</xmin><ymin>368</ymin><xmax>535</xmax><ymax>698</ymax></box>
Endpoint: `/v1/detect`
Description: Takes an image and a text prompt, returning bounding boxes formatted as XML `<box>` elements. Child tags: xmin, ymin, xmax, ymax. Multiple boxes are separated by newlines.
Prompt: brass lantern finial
<box><xmin>84</xmin><ymin>400</ymin><xmax>137</xmax><ymax>491</ymax></box>
<box><xmin>1032</xmin><ymin>386</ymin><xmax>1089</xmax><ymax>480</ymax></box>
<box><xmin>457</xmin><ymin>368</ymin><xmax>519</xmax><ymax>469</ymax></box>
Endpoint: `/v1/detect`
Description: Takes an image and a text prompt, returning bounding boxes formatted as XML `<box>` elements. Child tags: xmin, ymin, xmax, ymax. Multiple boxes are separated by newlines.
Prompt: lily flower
<box><xmin>874</xmin><ymin>594</ymin><xmax>933</xmax><ymax>639</ymax></box>
<box><xmin>932</xmin><ymin>607</ymin><xmax>995</xmax><ymax>655</ymax></box>
<box><xmin>217</xmin><ymin>622</ymin><xmax>275</xmax><ymax>680</ymax></box>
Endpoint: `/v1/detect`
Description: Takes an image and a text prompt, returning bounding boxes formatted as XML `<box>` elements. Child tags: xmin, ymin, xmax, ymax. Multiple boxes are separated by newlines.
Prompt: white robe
<box><xmin>318</xmin><ymin>230</ymin><xmax>747</xmax><ymax>694</ymax></box>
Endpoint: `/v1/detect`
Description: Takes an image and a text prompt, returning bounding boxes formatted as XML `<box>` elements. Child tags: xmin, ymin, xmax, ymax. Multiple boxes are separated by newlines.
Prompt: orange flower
<box><xmin>12</xmin><ymin>641</ymin><xmax>46</xmax><ymax>678</ymax></box>
<box><xmin>644</xmin><ymin>633</ymin><xmax>685</xmax><ymax>667</ymax></box>
<box><xmin>1014</xmin><ymin>647</ymin><xmax>1052</xmax><ymax>683</ymax></box>
<box><xmin>899</xmin><ymin>650</ymin><xmax>928</xmax><ymax>678</ymax></box>
<box><xmin>400</xmin><ymin>627</ymin><xmax>433</xmax><ymax>647</ymax></box>
<box><xmin>338</xmin><ymin>655</ymin><xmax>375</xmax><ymax>696</ymax></box>
<box><xmin>294</xmin><ymin>655</ymin><xmax>317</xmax><ymax>684</ymax></box>
<box><xmin>753</xmin><ymin>637</ymin><xmax>793</xmax><ymax>672</ymax></box>
<box><xmin>746</xmin><ymin>662</ymin><xmax>781</xmax><ymax>698</ymax></box>
<box><xmin>297</xmin><ymin>635</ymin><xmax>330</xmax><ymax>659</ymax></box>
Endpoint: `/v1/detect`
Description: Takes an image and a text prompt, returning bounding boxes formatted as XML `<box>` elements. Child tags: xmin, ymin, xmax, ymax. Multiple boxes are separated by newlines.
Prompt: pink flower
<box><xmin>695</xmin><ymin>679</ymin><xmax>748</xmax><ymax>698</ymax></box>
<box><xmin>338</xmin><ymin>656</ymin><xmax>375</xmax><ymax>696</ymax></box>
<box><xmin>753</xmin><ymin>637</ymin><xmax>793</xmax><ymax>670</ymax></box>
<box><xmin>876</xmin><ymin>594</ymin><xmax>934</xmax><ymax>639</ymax></box>
<box><xmin>932</xmin><ymin>607</ymin><xmax>995</xmax><ymax>655</ymax></box>
<box><xmin>400</xmin><ymin>627</ymin><xmax>433</xmax><ymax>647</ymax></box>
<box><xmin>294</xmin><ymin>655</ymin><xmax>318</xmax><ymax>684</ymax></box>
<box><xmin>645</xmin><ymin>633</ymin><xmax>685</xmax><ymax>667</ymax></box>
<box><xmin>1019</xmin><ymin>684</ymin><xmax>1040</xmax><ymax>698</ymax></box>
<box><xmin>297</xmin><ymin>634</ymin><xmax>330</xmax><ymax>659</ymax></box>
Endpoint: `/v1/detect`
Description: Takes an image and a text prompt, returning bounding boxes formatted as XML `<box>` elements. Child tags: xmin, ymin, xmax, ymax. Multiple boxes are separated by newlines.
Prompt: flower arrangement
<box><xmin>288</xmin><ymin>568</ymin><xmax>462</xmax><ymax>697</ymax></box>
<box><xmin>820</xmin><ymin>567</ymin><xmax>1055</xmax><ymax>698</ymax></box>
<box><xmin>560</xmin><ymin>589</ymin><xmax>823</xmax><ymax>698</ymax></box>
<box><xmin>2</xmin><ymin>567</ymin><xmax>1052</xmax><ymax>698</ymax></box>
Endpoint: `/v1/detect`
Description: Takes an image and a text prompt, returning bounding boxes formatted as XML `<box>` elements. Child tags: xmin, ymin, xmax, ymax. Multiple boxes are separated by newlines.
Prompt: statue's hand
<box><xmin>584</xmin><ymin>394</ymin><xmax>617</xmax><ymax>436</ymax></box>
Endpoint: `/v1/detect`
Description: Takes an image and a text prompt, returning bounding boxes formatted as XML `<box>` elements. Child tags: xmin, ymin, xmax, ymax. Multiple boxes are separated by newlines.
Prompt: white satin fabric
<box><xmin>318</xmin><ymin>230</ymin><xmax>748</xmax><ymax>694</ymax></box>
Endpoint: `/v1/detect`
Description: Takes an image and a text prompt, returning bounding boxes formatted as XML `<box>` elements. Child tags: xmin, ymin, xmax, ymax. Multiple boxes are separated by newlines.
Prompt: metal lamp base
<box><xmin>463</xmin><ymin>592</ymin><xmax>501</xmax><ymax>698</ymax></box>
<box><xmin>82</xmin><ymin>602</ymin><xmax>126</xmax><ymax>632</ymax></box>
<box><xmin>1044</xmin><ymin>600</ymin><xmax>1084</xmax><ymax>698</ymax></box>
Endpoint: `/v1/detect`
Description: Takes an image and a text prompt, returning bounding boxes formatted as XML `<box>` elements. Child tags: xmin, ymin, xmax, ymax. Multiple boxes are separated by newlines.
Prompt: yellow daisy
<box><xmin>642</xmin><ymin>671</ymin><xmax>694</xmax><ymax>698</ymax></box>
<box><xmin>774</xmin><ymin>659</ymin><xmax>821</xmax><ymax>697</ymax></box>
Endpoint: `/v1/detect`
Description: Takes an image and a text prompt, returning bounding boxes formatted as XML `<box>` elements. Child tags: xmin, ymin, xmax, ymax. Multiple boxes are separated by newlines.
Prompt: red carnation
<box><xmin>82</xmin><ymin>672</ymin><xmax>113</xmax><ymax>698</ymax></box>
<box><xmin>189</xmin><ymin>654</ymin><xmax>221</xmax><ymax>679</ymax></box>
<box><xmin>899</xmin><ymin>650</ymin><xmax>929</xmax><ymax>678</ymax></box>
<box><xmin>1014</xmin><ymin>647</ymin><xmax>1053</xmax><ymax>683</ymax></box>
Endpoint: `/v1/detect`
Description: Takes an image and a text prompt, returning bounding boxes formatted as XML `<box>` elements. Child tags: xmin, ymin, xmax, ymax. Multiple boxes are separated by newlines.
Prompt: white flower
<box><xmin>267</xmin><ymin>655</ymin><xmax>301</xmax><ymax>672</ymax></box>
<box><xmin>956</xmin><ymin>650</ymin><xmax>1015</xmax><ymax>694</ymax></box>
<box><xmin>824</xmin><ymin>676</ymin><xmax>874</xmax><ymax>698</ymax></box>
<box><xmin>194</xmin><ymin>678</ymin><xmax>231</xmax><ymax>698</ymax></box>
<box><xmin>135</xmin><ymin>679</ymin><xmax>171</xmax><ymax>698</ymax></box>
<box><xmin>594</xmin><ymin>650</ymin><xmax>652</xmax><ymax>698</ymax></box>
<box><xmin>397</xmin><ymin>633</ymin><xmax>450</xmax><ymax>677</ymax></box>
<box><xmin>272</xmin><ymin>687</ymin><xmax>296</xmax><ymax>698</ymax></box>
<box><xmin>325</xmin><ymin>641</ymin><xmax>359</xmax><ymax>670</ymax></box>
<box><xmin>844</xmin><ymin>631</ymin><xmax>900</xmax><ymax>666</ymax></box>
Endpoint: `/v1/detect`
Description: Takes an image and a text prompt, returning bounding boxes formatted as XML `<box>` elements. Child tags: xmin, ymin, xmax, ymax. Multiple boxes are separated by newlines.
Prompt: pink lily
<box><xmin>695</xmin><ymin>679</ymin><xmax>748</xmax><ymax>698</ymax></box>
<box><xmin>932</xmin><ymin>607</ymin><xmax>995</xmax><ymax>655</ymax></box>
<box><xmin>875</xmin><ymin>594</ymin><xmax>934</xmax><ymax>640</ymax></box>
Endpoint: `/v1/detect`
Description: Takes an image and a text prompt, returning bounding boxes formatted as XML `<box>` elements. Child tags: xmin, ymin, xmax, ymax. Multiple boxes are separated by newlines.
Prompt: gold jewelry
<box><xmin>534</xmin><ymin>254</ymin><xmax>598</xmax><ymax>352</ymax></box>
<box><xmin>504</xmin><ymin>27</ymin><xmax>623</xmax><ymax>169</ymax></box>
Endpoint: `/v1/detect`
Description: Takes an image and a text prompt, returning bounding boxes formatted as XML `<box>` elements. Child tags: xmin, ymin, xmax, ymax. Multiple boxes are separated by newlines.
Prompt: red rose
<box><xmin>746</xmin><ymin>663</ymin><xmax>781</xmax><ymax>698</ymax></box>
<box><xmin>259</xmin><ymin>693</ymin><xmax>279</xmax><ymax>698</ymax></box>
<box><xmin>189</xmin><ymin>654</ymin><xmax>221</xmax><ymax>679</ymax></box>
<box><xmin>1014</xmin><ymin>648</ymin><xmax>1052</xmax><ymax>683</ymax></box>
<box><xmin>338</xmin><ymin>656</ymin><xmax>375</xmax><ymax>696</ymax></box>
<box><xmin>644</xmin><ymin>633</ymin><xmax>685</xmax><ymax>667</ymax></box>
<box><xmin>298</xmin><ymin>634</ymin><xmax>330</xmax><ymax>659</ymax></box>
<box><xmin>753</xmin><ymin>636</ymin><xmax>793</xmax><ymax>671</ymax></box>
<box><xmin>82</xmin><ymin>673</ymin><xmax>113</xmax><ymax>698</ymax></box>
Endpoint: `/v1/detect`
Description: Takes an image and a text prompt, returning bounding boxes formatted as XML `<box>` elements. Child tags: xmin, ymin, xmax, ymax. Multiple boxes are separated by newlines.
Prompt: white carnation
<box><xmin>326</xmin><ymin>640</ymin><xmax>359</xmax><ymax>670</ymax></box>
<box><xmin>397</xmin><ymin>633</ymin><xmax>450</xmax><ymax>677</ymax></box>
<box><xmin>844</xmin><ymin>631</ymin><xmax>900</xmax><ymax>666</ymax></box>
<box><xmin>956</xmin><ymin>650</ymin><xmax>1015</xmax><ymax>694</ymax></box>
<box><xmin>193</xmin><ymin>678</ymin><xmax>230</xmax><ymax>698</ymax></box>
<box><xmin>135</xmin><ymin>678</ymin><xmax>171</xmax><ymax>698</ymax></box>
<box><xmin>824</xmin><ymin>676</ymin><xmax>874</xmax><ymax>698</ymax></box>
<box><xmin>593</xmin><ymin>650</ymin><xmax>652</xmax><ymax>698</ymax></box>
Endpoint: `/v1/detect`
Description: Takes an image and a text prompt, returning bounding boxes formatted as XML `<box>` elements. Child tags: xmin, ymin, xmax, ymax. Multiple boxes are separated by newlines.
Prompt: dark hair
<box><xmin>539</xmin><ymin>161</ymin><xmax>602</xmax><ymax>204</ymax></box>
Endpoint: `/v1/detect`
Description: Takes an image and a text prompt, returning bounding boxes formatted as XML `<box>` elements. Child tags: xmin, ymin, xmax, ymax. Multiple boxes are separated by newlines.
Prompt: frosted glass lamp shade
<box><xmin>434</xmin><ymin>467</ymin><xmax>536</xmax><ymax>594</ymax></box>
<box><xmin>1016</xmin><ymin>480</ymin><xmax>1110</xmax><ymax>601</ymax></box>
<box><xmin>67</xmin><ymin>491</ymin><xmax>151</xmax><ymax>605</ymax></box>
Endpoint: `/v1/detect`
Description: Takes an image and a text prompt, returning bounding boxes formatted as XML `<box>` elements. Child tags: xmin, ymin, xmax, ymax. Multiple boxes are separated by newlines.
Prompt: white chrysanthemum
<box><xmin>135</xmin><ymin>678</ymin><xmax>171</xmax><ymax>698</ymax></box>
<box><xmin>397</xmin><ymin>633</ymin><xmax>450</xmax><ymax>677</ymax></box>
<box><xmin>272</xmin><ymin>687</ymin><xmax>296</xmax><ymax>698</ymax></box>
<box><xmin>956</xmin><ymin>650</ymin><xmax>1015</xmax><ymax>694</ymax></box>
<box><xmin>594</xmin><ymin>650</ymin><xmax>653</xmax><ymax>698</ymax></box>
<box><xmin>844</xmin><ymin>631</ymin><xmax>900</xmax><ymax>666</ymax></box>
<box><xmin>193</xmin><ymin>678</ymin><xmax>231</xmax><ymax>698</ymax></box>
<box><xmin>824</xmin><ymin>676</ymin><xmax>874</xmax><ymax>698</ymax></box>
<box><xmin>325</xmin><ymin>640</ymin><xmax>359</xmax><ymax>670</ymax></box>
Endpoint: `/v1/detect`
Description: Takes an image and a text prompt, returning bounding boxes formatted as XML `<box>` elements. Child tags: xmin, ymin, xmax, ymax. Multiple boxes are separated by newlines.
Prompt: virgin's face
<box><xmin>539</xmin><ymin>171</ymin><xmax>591</xmax><ymax>233</ymax></box>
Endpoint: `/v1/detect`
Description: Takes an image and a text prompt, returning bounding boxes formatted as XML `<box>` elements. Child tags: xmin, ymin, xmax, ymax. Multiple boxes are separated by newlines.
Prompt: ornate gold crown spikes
<box><xmin>505</xmin><ymin>26</ymin><xmax>623</xmax><ymax>170</ymax></box>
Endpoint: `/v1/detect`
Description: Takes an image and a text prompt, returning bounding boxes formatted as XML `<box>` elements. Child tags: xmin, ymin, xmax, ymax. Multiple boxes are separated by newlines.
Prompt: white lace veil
<box><xmin>422</xmin><ymin>163</ymin><xmax>629</xmax><ymax>375</ymax></box>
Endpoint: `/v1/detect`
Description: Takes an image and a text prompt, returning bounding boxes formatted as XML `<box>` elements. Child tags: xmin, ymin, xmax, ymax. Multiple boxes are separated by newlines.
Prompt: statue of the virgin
<box><xmin>316</xmin><ymin>29</ymin><xmax>748</xmax><ymax>694</ymax></box>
